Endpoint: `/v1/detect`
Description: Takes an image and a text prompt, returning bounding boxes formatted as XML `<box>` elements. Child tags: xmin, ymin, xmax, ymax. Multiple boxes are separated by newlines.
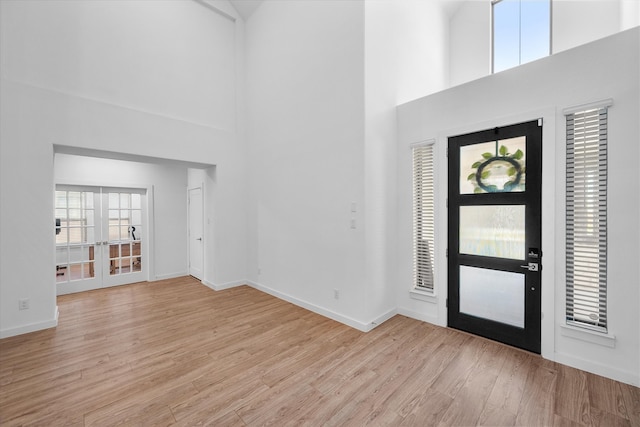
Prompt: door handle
<box><xmin>520</xmin><ymin>262</ymin><xmax>539</xmax><ymax>272</ymax></box>
<box><xmin>196</xmin><ymin>237</ymin><xmax>202</xmax><ymax>241</ymax></box>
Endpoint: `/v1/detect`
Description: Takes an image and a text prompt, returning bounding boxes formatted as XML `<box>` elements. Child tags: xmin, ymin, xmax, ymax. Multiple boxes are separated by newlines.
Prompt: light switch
<box><xmin>351</xmin><ymin>202</ymin><xmax>357</xmax><ymax>213</ymax></box>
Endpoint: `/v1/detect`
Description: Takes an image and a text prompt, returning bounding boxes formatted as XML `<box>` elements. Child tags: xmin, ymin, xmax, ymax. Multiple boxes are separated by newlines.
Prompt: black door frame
<box><xmin>447</xmin><ymin>119</ymin><xmax>542</xmax><ymax>353</ymax></box>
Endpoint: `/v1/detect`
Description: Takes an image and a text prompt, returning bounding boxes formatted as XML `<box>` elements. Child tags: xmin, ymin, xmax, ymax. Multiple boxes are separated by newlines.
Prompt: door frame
<box><xmin>54</xmin><ymin>181</ymin><xmax>154</xmax><ymax>294</ymax></box>
<box><xmin>433</xmin><ymin>108</ymin><xmax>557</xmax><ymax>359</ymax></box>
<box><xmin>188</xmin><ymin>185</ymin><xmax>204</xmax><ymax>281</ymax></box>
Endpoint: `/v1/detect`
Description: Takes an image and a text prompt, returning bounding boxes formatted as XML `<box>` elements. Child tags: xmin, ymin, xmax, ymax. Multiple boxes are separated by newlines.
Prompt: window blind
<box><xmin>412</xmin><ymin>144</ymin><xmax>435</xmax><ymax>292</ymax></box>
<box><xmin>565</xmin><ymin>107</ymin><xmax>608</xmax><ymax>332</ymax></box>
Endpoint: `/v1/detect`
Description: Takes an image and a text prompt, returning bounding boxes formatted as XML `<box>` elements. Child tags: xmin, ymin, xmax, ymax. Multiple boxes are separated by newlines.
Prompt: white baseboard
<box><xmin>154</xmin><ymin>271</ymin><xmax>189</xmax><ymax>281</ymax></box>
<box><xmin>397</xmin><ymin>306</ymin><xmax>443</xmax><ymax>327</ymax></box>
<box><xmin>0</xmin><ymin>306</ymin><xmax>59</xmax><ymax>339</ymax></box>
<box><xmin>370</xmin><ymin>308</ymin><xmax>398</xmax><ymax>330</ymax></box>
<box><xmin>201</xmin><ymin>279</ymin><xmax>246</xmax><ymax>291</ymax></box>
<box><xmin>554</xmin><ymin>351</ymin><xmax>640</xmax><ymax>387</ymax></box>
<box><xmin>246</xmin><ymin>280</ymin><xmax>394</xmax><ymax>332</ymax></box>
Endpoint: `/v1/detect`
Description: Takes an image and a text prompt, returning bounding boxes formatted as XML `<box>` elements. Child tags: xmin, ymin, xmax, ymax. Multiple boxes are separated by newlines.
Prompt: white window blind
<box><xmin>565</xmin><ymin>106</ymin><xmax>608</xmax><ymax>332</ymax></box>
<box><xmin>412</xmin><ymin>144</ymin><xmax>435</xmax><ymax>292</ymax></box>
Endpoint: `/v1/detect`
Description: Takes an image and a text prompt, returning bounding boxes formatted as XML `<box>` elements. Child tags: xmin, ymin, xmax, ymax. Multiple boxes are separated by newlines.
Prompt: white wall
<box><xmin>364</xmin><ymin>0</ymin><xmax>451</xmax><ymax>323</ymax></box>
<box><xmin>2</xmin><ymin>0</ymin><xmax>235</xmax><ymax>130</ymax></box>
<box><xmin>620</xmin><ymin>0</ymin><xmax>640</xmax><ymax>30</ymax></box>
<box><xmin>245</xmin><ymin>0</ymin><xmax>370</xmax><ymax>327</ymax></box>
<box><xmin>397</xmin><ymin>28</ymin><xmax>640</xmax><ymax>386</ymax></box>
<box><xmin>449</xmin><ymin>1</ymin><xmax>491</xmax><ymax>87</ymax></box>
<box><xmin>449</xmin><ymin>0</ymin><xmax>630</xmax><ymax>87</ymax></box>
<box><xmin>553</xmin><ymin>0</ymin><xmax>621</xmax><ymax>54</ymax></box>
<box><xmin>54</xmin><ymin>154</ymin><xmax>189</xmax><ymax>280</ymax></box>
<box><xmin>0</xmin><ymin>0</ymin><xmax>247</xmax><ymax>338</ymax></box>
<box><xmin>245</xmin><ymin>0</ymin><xmax>450</xmax><ymax>329</ymax></box>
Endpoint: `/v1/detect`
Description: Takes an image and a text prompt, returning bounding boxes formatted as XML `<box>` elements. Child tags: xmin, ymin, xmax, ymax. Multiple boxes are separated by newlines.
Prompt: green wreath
<box><xmin>467</xmin><ymin>144</ymin><xmax>525</xmax><ymax>193</ymax></box>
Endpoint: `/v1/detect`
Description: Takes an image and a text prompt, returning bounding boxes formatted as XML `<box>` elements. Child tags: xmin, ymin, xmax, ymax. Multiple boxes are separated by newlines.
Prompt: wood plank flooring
<box><xmin>1</xmin><ymin>276</ymin><xmax>638</xmax><ymax>426</ymax></box>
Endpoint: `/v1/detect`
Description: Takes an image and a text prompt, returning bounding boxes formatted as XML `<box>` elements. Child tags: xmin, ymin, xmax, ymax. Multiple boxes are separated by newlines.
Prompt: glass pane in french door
<box><xmin>55</xmin><ymin>190</ymin><xmax>97</xmax><ymax>283</ymax></box>
<box><xmin>107</xmin><ymin>191</ymin><xmax>143</xmax><ymax>277</ymax></box>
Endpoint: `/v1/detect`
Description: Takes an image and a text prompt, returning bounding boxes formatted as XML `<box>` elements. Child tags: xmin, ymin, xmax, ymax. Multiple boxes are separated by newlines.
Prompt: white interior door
<box><xmin>55</xmin><ymin>186</ymin><xmax>146</xmax><ymax>295</ymax></box>
<box><xmin>188</xmin><ymin>187</ymin><xmax>204</xmax><ymax>280</ymax></box>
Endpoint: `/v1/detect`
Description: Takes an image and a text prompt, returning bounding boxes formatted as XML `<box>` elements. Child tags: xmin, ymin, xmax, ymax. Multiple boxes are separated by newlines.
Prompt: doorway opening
<box><xmin>55</xmin><ymin>185</ymin><xmax>147</xmax><ymax>295</ymax></box>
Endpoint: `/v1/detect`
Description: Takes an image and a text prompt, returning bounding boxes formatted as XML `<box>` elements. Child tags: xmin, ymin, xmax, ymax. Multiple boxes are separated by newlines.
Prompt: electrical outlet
<box><xmin>333</xmin><ymin>289</ymin><xmax>340</xmax><ymax>300</ymax></box>
<box><xmin>18</xmin><ymin>298</ymin><xmax>29</xmax><ymax>310</ymax></box>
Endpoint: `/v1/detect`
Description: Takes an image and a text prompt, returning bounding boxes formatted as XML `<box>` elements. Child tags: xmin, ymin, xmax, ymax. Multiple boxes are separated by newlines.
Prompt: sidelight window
<box><xmin>565</xmin><ymin>103</ymin><xmax>609</xmax><ymax>332</ymax></box>
<box><xmin>412</xmin><ymin>143</ymin><xmax>435</xmax><ymax>292</ymax></box>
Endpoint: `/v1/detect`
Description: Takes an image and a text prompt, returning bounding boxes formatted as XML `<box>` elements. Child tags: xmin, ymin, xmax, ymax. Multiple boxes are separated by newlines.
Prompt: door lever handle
<box><xmin>520</xmin><ymin>262</ymin><xmax>539</xmax><ymax>272</ymax></box>
<box><xmin>196</xmin><ymin>237</ymin><xmax>202</xmax><ymax>241</ymax></box>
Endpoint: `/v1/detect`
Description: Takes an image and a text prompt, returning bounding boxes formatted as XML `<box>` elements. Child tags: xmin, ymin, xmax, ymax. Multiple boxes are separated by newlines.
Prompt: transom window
<box><xmin>493</xmin><ymin>0</ymin><xmax>551</xmax><ymax>73</ymax></box>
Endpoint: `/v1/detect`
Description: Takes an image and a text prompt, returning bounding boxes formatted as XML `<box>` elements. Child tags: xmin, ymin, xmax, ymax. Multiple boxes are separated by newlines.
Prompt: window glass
<box><xmin>413</xmin><ymin>144</ymin><xmax>435</xmax><ymax>292</ymax></box>
<box><xmin>494</xmin><ymin>0</ymin><xmax>550</xmax><ymax>73</ymax></box>
<box><xmin>565</xmin><ymin>107</ymin><xmax>608</xmax><ymax>332</ymax></box>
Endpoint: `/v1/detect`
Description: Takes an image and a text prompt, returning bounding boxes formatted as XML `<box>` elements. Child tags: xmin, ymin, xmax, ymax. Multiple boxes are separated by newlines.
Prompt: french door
<box><xmin>55</xmin><ymin>186</ymin><xmax>146</xmax><ymax>295</ymax></box>
<box><xmin>447</xmin><ymin>120</ymin><xmax>542</xmax><ymax>353</ymax></box>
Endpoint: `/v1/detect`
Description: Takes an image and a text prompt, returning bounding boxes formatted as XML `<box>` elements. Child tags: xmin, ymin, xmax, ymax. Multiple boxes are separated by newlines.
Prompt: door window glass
<box><xmin>459</xmin><ymin>205</ymin><xmax>525</xmax><ymax>260</ymax></box>
<box><xmin>460</xmin><ymin>266</ymin><xmax>525</xmax><ymax>328</ymax></box>
<box><xmin>460</xmin><ymin>136</ymin><xmax>526</xmax><ymax>194</ymax></box>
<box><xmin>107</xmin><ymin>191</ymin><xmax>143</xmax><ymax>276</ymax></box>
<box><xmin>55</xmin><ymin>190</ymin><xmax>96</xmax><ymax>282</ymax></box>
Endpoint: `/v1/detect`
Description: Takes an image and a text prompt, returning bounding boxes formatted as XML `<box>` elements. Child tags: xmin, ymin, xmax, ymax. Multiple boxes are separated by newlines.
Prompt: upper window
<box><xmin>493</xmin><ymin>0</ymin><xmax>551</xmax><ymax>73</ymax></box>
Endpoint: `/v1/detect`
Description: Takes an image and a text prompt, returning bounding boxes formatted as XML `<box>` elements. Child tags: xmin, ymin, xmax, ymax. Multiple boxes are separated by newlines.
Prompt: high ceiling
<box><xmin>227</xmin><ymin>0</ymin><xmax>465</xmax><ymax>22</ymax></box>
<box><xmin>228</xmin><ymin>0</ymin><xmax>263</xmax><ymax>21</ymax></box>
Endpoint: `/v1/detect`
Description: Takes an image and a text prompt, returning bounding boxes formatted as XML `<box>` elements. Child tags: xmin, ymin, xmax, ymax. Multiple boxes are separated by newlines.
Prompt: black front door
<box><xmin>448</xmin><ymin>119</ymin><xmax>542</xmax><ymax>353</ymax></box>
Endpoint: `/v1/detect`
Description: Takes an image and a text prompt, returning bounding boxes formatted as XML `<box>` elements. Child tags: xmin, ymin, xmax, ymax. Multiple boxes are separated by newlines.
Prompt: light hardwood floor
<box><xmin>1</xmin><ymin>276</ymin><xmax>639</xmax><ymax>426</ymax></box>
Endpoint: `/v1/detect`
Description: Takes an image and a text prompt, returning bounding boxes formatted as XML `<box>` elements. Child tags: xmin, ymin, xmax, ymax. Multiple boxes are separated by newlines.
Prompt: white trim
<box><xmin>153</xmin><ymin>271</ymin><xmax>189</xmax><ymax>281</ymax></box>
<box><xmin>562</xmin><ymin>98</ymin><xmax>613</xmax><ymax>115</ymax></box>
<box><xmin>193</xmin><ymin>0</ymin><xmax>237</xmax><ymax>22</ymax></box>
<box><xmin>409</xmin><ymin>288</ymin><xmax>438</xmax><ymax>304</ymax></box>
<box><xmin>187</xmin><ymin>185</ymin><xmax>205</xmax><ymax>281</ymax></box>
<box><xmin>560</xmin><ymin>324</ymin><xmax>616</xmax><ymax>348</ymax></box>
<box><xmin>554</xmin><ymin>351</ymin><xmax>638</xmax><ymax>387</ymax></box>
<box><xmin>247</xmin><ymin>280</ymin><xmax>391</xmax><ymax>332</ymax></box>
<box><xmin>398</xmin><ymin>307</ymin><xmax>442</xmax><ymax>326</ymax></box>
<box><xmin>54</xmin><ymin>183</ymin><xmax>154</xmax><ymax>289</ymax></box>
<box><xmin>201</xmin><ymin>279</ymin><xmax>245</xmax><ymax>291</ymax></box>
<box><xmin>409</xmin><ymin>139</ymin><xmax>436</xmax><ymax>149</ymax></box>
<box><xmin>0</xmin><ymin>307</ymin><xmax>59</xmax><ymax>339</ymax></box>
